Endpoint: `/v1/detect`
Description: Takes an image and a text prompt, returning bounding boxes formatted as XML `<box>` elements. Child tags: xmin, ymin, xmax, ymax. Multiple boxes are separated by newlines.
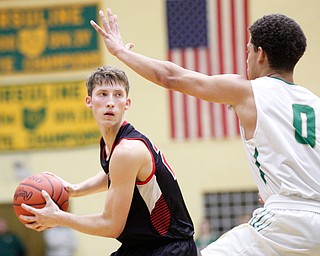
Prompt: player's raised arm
<box><xmin>90</xmin><ymin>9</ymin><xmax>186</xmax><ymax>92</ymax></box>
<box><xmin>90</xmin><ymin>9</ymin><xmax>250</xmax><ymax>106</ymax></box>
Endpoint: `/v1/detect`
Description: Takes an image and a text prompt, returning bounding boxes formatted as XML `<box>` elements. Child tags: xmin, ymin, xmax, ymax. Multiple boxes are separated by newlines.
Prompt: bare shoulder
<box><xmin>110</xmin><ymin>139</ymin><xmax>152</xmax><ymax>182</ymax></box>
<box><xmin>116</xmin><ymin>139</ymin><xmax>147</xmax><ymax>155</ymax></box>
<box><xmin>111</xmin><ymin>139</ymin><xmax>149</xmax><ymax>166</ymax></box>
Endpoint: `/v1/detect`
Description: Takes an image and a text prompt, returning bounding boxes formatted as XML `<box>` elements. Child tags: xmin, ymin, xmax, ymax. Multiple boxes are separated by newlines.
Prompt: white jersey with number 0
<box><xmin>241</xmin><ymin>76</ymin><xmax>320</xmax><ymax>202</ymax></box>
<box><xmin>202</xmin><ymin>76</ymin><xmax>320</xmax><ymax>256</ymax></box>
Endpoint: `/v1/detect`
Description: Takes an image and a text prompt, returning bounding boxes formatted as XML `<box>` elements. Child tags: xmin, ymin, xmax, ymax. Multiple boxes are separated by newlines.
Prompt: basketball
<box><xmin>13</xmin><ymin>173</ymin><xmax>69</xmax><ymax>224</ymax></box>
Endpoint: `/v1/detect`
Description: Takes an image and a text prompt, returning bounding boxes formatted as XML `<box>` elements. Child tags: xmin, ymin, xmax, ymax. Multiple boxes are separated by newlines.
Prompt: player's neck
<box><xmin>267</xmin><ymin>71</ymin><xmax>294</xmax><ymax>84</ymax></box>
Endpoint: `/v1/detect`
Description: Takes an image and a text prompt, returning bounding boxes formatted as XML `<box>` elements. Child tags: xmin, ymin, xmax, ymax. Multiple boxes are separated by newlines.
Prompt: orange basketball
<box><xmin>13</xmin><ymin>173</ymin><xmax>69</xmax><ymax>224</ymax></box>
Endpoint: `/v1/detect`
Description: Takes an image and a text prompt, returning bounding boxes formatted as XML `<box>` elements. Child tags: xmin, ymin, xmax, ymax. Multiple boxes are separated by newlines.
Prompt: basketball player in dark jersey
<box><xmin>21</xmin><ymin>66</ymin><xmax>197</xmax><ymax>256</ymax></box>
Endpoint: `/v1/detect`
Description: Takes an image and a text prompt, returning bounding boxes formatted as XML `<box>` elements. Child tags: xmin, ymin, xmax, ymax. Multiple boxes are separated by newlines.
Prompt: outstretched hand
<box><xmin>90</xmin><ymin>8</ymin><xmax>134</xmax><ymax>56</ymax></box>
<box><xmin>20</xmin><ymin>190</ymin><xmax>60</xmax><ymax>232</ymax></box>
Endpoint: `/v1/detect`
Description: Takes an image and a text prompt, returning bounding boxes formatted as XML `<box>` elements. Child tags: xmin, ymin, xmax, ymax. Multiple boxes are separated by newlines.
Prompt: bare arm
<box><xmin>20</xmin><ymin>140</ymin><xmax>151</xmax><ymax>238</ymax></box>
<box><xmin>71</xmin><ymin>170</ymin><xmax>109</xmax><ymax>197</ymax></box>
<box><xmin>91</xmin><ymin>8</ymin><xmax>257</xmax><ymax>138</ymax></box>
<box><xmin>90</xmin><ymin>9</ymin><xmax>251</xmax><ymax>107</ymax></box>
<box><xmin>45</xmin><ymin>170</ymin><xmax>108</xmax><ymax>197</ymax></box>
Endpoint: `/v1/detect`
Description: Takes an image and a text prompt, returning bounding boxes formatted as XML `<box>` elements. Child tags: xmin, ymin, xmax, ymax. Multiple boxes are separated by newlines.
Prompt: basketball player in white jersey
<box><xmin>91</xmin><ymin>8</ymin><xmax>320</xmax><ymax>255</ymax></box>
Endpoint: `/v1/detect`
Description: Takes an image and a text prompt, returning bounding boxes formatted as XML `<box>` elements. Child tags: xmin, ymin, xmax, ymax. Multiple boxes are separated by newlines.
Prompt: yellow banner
<box><xmin>0</xmin><ymin>81</ymin><xmax>100</xmax><ymax>151</ymax></box>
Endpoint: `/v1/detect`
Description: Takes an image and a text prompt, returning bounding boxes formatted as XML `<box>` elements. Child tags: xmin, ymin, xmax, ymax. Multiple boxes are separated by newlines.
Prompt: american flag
<box><xmin>166</xmin><ymin>0</ymin><xmax>249</xmax><ymax>140</ymax></box>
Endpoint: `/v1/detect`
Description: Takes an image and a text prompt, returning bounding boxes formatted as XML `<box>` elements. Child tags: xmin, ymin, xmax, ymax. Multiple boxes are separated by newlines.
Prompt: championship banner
<box><xmin>0</xmin><ymin>81</ymin><xmax>101</xmax><ymax>151</ymax></box>
<box><xmin>0</xmin><ymin>2</ymin><xmax>101</xmax><ymax>75</ymax></box>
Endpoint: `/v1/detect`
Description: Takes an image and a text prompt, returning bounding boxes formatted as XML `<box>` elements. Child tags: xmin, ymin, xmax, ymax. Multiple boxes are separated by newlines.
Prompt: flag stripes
<box><xmin>167</xmin><ymin>0</ymin><xmax>249</xmax><ymax>140</ymax></box>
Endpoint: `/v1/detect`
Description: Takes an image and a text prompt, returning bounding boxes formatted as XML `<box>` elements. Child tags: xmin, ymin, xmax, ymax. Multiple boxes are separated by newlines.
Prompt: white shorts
<box><xmin>201</xmin><ymin>195</ymin><xmax>320</xmax><ymax>256</ymax></box>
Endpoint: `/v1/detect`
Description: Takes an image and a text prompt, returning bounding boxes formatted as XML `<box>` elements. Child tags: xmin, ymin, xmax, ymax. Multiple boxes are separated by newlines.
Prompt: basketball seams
<box><xmin>59</xmin><ymin>200</ymin><xmax>69</xmax><ymax>211</ymax></box>
<box><xmin>43</xmin><ymin>174</ymin><xmax>65</xmax><ymax>209</ymax></box>
<box><xmin>42</xmin><ymin>174</ymin><xmax>55</xmax><ymax>197</ymax></box>
<box><xmin>13</xmin><ymin>202</ymin><xmax>46</xmax><ymax>207</ymax></box>
<box><xmin>13</xmin><ymin>172</ymin><xmax>70</xmax><ymax>224</ymax></box>
<box><xmin>18</xmin><ymin>183</ymin><xmax>47</xmax><ymax>193</ymax></box>
<box><xmin>53</xmin><ymin>175</ymin><xmax>64</xmax><ymax>205</ymax></box>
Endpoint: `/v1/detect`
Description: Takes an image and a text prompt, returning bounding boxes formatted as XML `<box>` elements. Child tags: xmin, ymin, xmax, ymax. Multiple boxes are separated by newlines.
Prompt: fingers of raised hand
<box><xmin>114</xmin><ymin>14</ymin><xmax>120</xmax><ymax>34</ymax></box>
<box><xmin>99</xmin><ymin>10</ymin><xmax>111</xmax><ymax>33</ymax></box>
<box><xmin>107</xmin><ymin>8</ymin><xmax>115</xmax><ymax>26</ymax></box>
<box><xmin>90</xmin><ymin>20</ymin><xmax>105</xmax><ymax>37</ymax></box>
<box><xmin>90</xmin><ymin>12</ymin><xmax>109</xmax><ymax>37</ymax></box>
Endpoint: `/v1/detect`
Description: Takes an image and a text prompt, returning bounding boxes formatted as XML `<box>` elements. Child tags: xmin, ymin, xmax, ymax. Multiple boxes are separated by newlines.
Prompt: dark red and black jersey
<box><xmin>100</xmin><ymin>122</ymin><xmax>194</xmax><ymax>247</ymax></box>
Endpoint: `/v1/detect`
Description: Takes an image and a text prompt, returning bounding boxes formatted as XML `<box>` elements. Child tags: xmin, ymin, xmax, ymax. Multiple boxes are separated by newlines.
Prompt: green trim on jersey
<box><xmin>254</xmin><ymin>147</ymin><xmax>267</xmax><ymax>184</ymax></box>
<box><xmin>269</xmin><ymin>76</ymin><xmax>295</xmax><ymax>86</ymax></box>
<box><xmin>249</xmin><ymin>208</ymin><xmax>274</xmax><ymax>232</ymax></box>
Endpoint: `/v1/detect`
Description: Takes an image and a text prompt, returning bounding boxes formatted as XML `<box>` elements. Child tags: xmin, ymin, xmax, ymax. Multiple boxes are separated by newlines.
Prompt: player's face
<box><xmin>86</xmin><ymin>83</ymin><xmax>131</xmax><ymax>127</ymax></box>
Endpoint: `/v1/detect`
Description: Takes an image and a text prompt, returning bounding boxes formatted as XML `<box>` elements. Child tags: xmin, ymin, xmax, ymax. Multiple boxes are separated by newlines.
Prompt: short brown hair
<box><xmin>86</xmin><ymin>66</ymin><xmax>130</xmax><ymax>96</ymax></box>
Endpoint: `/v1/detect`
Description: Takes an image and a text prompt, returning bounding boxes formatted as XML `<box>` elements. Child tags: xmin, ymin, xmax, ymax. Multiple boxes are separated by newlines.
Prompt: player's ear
<box><xmin>85</xmin><ymin>96</ymin><xmax>92</xmax><ymax>108</ymax></box>
<box><xmin>257</xmin><ymin>46</ymin><xmax>267</xmax><ymax>64</ymax></box>
<box><xmin>125</xmin><ymin>98</ymin><xmax>131</xmax><ymax>110</ymax></box>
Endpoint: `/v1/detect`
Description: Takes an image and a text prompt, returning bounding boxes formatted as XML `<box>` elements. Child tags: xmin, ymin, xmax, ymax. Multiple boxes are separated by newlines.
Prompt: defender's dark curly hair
<box><xmin>249</xmin><ymin>14</ymin><xmax>306</xmax><ymax>72</ymax></box>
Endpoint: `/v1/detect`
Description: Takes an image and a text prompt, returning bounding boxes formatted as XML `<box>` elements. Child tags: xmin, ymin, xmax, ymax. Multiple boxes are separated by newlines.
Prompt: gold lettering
<box><xmin>0</xmin><ymin>12</ymin><xmax>9</xmax><ymax>29</ymax></box>
<box><xmin>0</xmin><ymin>136</ymin><xmax>13</xmax><ymax>148</ymax></box>
<box><xmin>48</xmin><ymin>7</ymin><xmax>84</xmax><ymax>26</ymax></box>
<box><xmin>48</xmin><ymin>29</ymin><xmax>92</xmax><ymax>49</ymax></box>
<box><xmin>0</xmin><ymin>57</ymin><xmax>14</xmax><ymax>72</ymax></box>
<box><xmin>0</xmin><ymin>114</ymin><xmax>15</xmax><ymax>125</ymax></box>
<box><xmin>0</xmin><ymin>35</ymin><xmax>16</xmax><ymax>51</ymax></box>
<box><xmin>0</xmin><ymin>85</ymin><xmax>48</xmax><ymax>103</ymax></box>
<box><xmin>55</xmin><ymin>111</ymin><xmax>76</xmax><ymax>122</ymax></box>
<box><xmin>53</xmin><ymin>83</ymin><xmax>80</xmax><ymax>99</ymax></box>
<box><xmin>0</xmin><ymin>9</ymin><xmax>46</xmax><ymax>29</ymax></box>
<box><xmin>49</xmin><ymin>32</ymin><xmax>73</xmax><ymax>49</ymax></box>
<box><xmin>73</xmin><ymin>29</ymin><xmax>92</xmax><ymax>47</ymax></box>
<box><xmin>23</xmin><ymin>52</ymin><xmax>101</xmax><ymax>71</ymax></box>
